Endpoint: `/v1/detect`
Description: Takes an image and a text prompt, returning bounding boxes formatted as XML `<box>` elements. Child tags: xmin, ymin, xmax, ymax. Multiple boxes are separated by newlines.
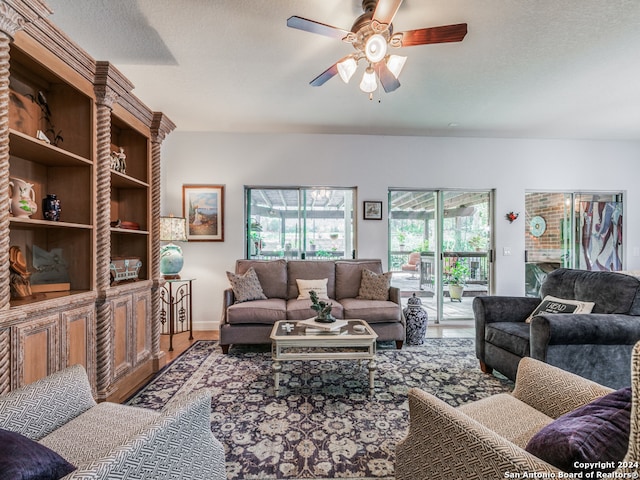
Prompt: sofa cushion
<box><xmin>339</xmin><ymin>298</ymin><xmax>401</xmax><ymax>323</ymax></box>
<box><xmin>296</xmin><ymin>278</ymin><xmax>329</xmax><ymax>299</ymax></box>
<box><xmin>526</xmin><ymin>295</ymin><xmax>595</xmax><ymax>323</ymax></box>
<box><xmin>485</xmin><ymin>322</ymin><xmax>531</xmax><ymax>358</ymax></box>
<box><xmin>287</xmin><ymin>261</ymin><xmax>336</xmax><ymax>299</ymax></box>
<box><xmin>525</xmin><ymin>387</ymin><xmax>631</xmax><ymax>473</ymax></box>
<box><xmin>226</xmin><ymin>298</ymin><xmax>287</xmax><ymax>325</ymax></box>
<box><xmin>540</xmin><ymin>268</ymin><xmax>640</xmax><ymax>314</ymax></box>
<box><xmin>287</xmin><ymin>298</ymin><xmax>344</xmax><ymax>320</ymax></box>
<box><xmin>227</xmin><ymin>267</ymin><xmax>267</xmax><ymax>303</ymax></box>
<box><xmin>459</xmin><ymin>394</ymin><xmax>554</xmax><ymax>449</ymax></box>
<box><xmin>236</xmin><ymin>259</ymin><xmax>288</xmax><ymax>299</ymax></box>
<box><xmin>357</xmin><ymin>269</ymin><xmax>392</xmax><ymax>301</ymax></box>
<box><xmin>335</xmin><ymin>260</ymin><xmax>383</xmax><ymax>300</ymax></box>
<box><xmin>0</xmin><ymin>428</ymin><xmax>76</xmax><ymax>480</ymax></box>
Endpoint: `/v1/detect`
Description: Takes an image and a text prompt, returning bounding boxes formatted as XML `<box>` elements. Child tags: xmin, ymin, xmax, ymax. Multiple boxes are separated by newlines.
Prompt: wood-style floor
<box><xmin>160</xmin><ymin>321</ymin><xmax>475</xmax><ymax>362</ymax></box>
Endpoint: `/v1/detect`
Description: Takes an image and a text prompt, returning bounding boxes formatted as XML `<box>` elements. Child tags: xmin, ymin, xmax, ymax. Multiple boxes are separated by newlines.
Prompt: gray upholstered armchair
<box><xmin>474</xmin><ymin>268</ymin><xmax>640</xmax><ymax>389</ymax></box>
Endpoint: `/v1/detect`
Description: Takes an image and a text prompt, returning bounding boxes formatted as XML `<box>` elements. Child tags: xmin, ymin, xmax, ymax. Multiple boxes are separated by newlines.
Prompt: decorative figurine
<box><xmin>42</xmin><ymin>194</ymin><xmax>61</xmax><ymax>221</ymax></box>
<box><xmin>110</xmin><ymin>147</ymin><xmax>127</xmax><ymax>174</ymax></box>
<box><xmin>9</xmin><ymin>246</ymin><xmax>32</xmax><ymax>299</ymax></box>
<box><xmin>309</xmin><ymin>290</ymin><xmax>336</xmax><ymax>323</ymax></box>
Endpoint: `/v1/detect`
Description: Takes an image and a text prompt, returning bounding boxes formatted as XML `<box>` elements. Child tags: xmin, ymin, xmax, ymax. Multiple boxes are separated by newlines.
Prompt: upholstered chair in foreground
<box><xmin>395</xmin><ymin>341</ymin><xmax>640</xmax><ymax>479</ymax></box>
<box><xmin>0</xmin><ymin>365</ymin><xmax>226</xmax><ymax>479</ymax></box>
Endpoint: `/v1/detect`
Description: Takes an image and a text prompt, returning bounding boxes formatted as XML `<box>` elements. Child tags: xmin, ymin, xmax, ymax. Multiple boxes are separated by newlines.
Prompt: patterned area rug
<box><xmin>127</xmin><ymin>339</ymin><xmax>513</xmax><ymax>479</ymax></box>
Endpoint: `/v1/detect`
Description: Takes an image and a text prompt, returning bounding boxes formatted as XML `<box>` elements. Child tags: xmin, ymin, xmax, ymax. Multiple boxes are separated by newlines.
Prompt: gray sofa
<box><xmin>220</xmin><ymin>259</ymin><xmax>405</xmax><ymax>353</ymax></box>
<box><xmin>0</xmin><ymin>365</ymin><xmax>226</xmax><ymax>479</ymax></box>
<box><xmin>474</xmin><ymin>268</ymin><xmax>640</xmax><ymax>389</ymax></box>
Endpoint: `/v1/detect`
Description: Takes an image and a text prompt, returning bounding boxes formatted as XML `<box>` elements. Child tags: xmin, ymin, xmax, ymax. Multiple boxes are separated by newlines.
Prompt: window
<box><xmin>245</xmin><ymin>187</ymin><xmax>356</xmax><ymax>260</ymax></box>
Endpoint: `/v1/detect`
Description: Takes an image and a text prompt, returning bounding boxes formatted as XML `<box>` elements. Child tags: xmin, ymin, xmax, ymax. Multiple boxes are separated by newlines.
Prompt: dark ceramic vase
<box><xmin>42</xmin><ymin>194</ymin><xmax>61</xmax><ymax>221</ymax></box>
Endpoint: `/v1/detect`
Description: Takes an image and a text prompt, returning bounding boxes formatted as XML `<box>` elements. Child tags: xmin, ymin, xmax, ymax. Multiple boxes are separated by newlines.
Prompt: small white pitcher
<box><xmin>9</xmin><ymin>177</ymin><xmax>38</xmax><ymax>218</ymax></box>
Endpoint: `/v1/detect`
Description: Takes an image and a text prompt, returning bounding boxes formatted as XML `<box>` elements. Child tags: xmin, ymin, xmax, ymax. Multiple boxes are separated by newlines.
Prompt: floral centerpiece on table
<box><xmin>309</xmin><ymin>290</ymin><xmax>336</xmax><ymax>323</ymax></box>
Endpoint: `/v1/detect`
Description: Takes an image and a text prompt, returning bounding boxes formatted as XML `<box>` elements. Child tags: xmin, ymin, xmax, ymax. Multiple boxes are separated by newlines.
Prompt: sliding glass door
<box><xmin>389</xmin><ymin>189</ymin><xmax>493</xmax><ymax>323</ymax></box>
<box><xmin>525</xmin><ymin>191</ymin><xmax>623</xmax><ymax>297</ymax></box>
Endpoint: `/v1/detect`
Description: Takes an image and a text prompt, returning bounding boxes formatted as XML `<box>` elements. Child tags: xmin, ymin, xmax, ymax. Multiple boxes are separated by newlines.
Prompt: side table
<box><xmin>160</xmin><ymin>278</ymin><xmax>194</xmax><ymax>351</ymax></box>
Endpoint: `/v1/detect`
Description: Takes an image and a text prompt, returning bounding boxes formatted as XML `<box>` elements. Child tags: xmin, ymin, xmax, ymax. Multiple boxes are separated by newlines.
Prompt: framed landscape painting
<box><xmin>182</xmin><ymin>184</ymin><xmax>225</xmax><ymax>241</ymax></box>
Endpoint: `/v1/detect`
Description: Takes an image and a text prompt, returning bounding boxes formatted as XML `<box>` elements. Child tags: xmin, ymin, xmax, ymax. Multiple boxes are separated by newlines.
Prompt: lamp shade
<box><xmin>337</xmin><ymin>57</ymin><xmax>357</xmax><ymax>83</ymax></box>
<box><xmin>160</xmin><ymin>216</ymin><xmax>187</xmax><ymax>242</ymax></box>
<box><xmin>359</xmin><ymin>67</ymin><xmax>377</xmax><ymax>93</ymax></box>
<box><xmin>387</xmin><ymin>55</ymin><xmax>407</xmax><ymax>79</ymax></box>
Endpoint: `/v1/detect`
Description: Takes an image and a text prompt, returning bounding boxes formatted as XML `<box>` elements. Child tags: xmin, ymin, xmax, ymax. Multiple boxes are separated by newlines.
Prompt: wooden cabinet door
<box><xmin>14</xmin><ymin>315</ymin><xmax>59</xmax><ymax>387</ymax></box>
<box><xmin>61</xmin><ymin>304</ymin><xmax>96</xmax><ymax>390</ymax></box>
<box><xmin>111</xmin><ymin>295</ymin><xmax>133</xmax><ymax>380</ymax></box>
<box><xmin>133</xmin><ymin>289</ymin><xmax>151</xmax><ymax>366</ymax></box>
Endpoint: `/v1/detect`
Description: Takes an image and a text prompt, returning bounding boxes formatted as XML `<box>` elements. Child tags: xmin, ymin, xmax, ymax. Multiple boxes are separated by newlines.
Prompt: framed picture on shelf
<box><xmin>363</xmin><ymin>201</ymin><xmax>383</xmax><ymax>220</ymax></box>
<box><xmin>182</xmin><ymin>184</ymin><xmax>225</xmax><ymax>241</ymax></box>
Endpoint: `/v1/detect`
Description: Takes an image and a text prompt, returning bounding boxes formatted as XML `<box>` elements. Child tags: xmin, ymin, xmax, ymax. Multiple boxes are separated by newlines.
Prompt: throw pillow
<box><xmin>525</xmin><ymin>387</ymin><xmax>631</xmax><ymax>474</ymax></box>
<box><xmin>357</xmin><ymin>269</ymin><xmax>392</xmax><ymax>301</ymax></box>
<box><xmin>296</xmin><ymin>278</ymin><xmax>329</xmax><ymax>300</ymax></box>
<box><xmin>227</xmin><ymin>267</ymin><xmax>267</xmax><ymax>303</ymax></box>
<box><xmin>0</xmin><ymin>428</ymin><xmax>76</xmax><ymax>480</ymax></box>
<box><xmin>526</xmin><ymin>295</ymin><xmax>595</xmax><ymax>323</ymax></box>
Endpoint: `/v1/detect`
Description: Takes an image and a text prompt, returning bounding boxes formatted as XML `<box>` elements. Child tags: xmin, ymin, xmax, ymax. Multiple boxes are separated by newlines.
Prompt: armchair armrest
<box><xmin>530</xmin><ymin>313</ymin><xmax>640</xmax><ymax>350</ymax></box>
<box><xmin>395</xmin><ymin>387</ymin><xmax>560</xmax><ymax>480</ymax></box>
<box><xmin>473</xmin><ymin>296</ymin><xmax>540</xmax><ymax>361</ymax></box>
<box><xmin>0</xmin><ymin>365</ymin><xmax>96</xmax><ymax>440</ymax></box>
<box><xmin>511</xmin><ymin>357</ymin><xmax>613</xmax><ymax>419</ymax></box>
<box><xmin>66</xmin><ymin>390</ymin><xmax>226</xmax><ymax>480</ymax></box>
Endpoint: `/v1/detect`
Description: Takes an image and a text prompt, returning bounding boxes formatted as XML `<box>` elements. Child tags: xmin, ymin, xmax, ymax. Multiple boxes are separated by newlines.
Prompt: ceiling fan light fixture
<box><xmin>359</xmin><ymin>66</ymin><xmax>377</xmax><ymax>93</ymax></box>
<box><xmin>364</xmin><ymin>33</ymin><xmax>387</xmax><ymax>63</ymax></box>
<box><xmin>337</xmin><ymin>57</ymin><xmax>358</xmax><ymax>83</ymax></box>
<box><xmin>386</xmin><ymin>54</ymin><xmax>407</xmax><ymax>79</ymax></box>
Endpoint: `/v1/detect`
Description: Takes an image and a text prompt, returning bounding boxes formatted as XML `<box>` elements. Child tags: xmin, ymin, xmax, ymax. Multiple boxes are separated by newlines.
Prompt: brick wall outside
<box><xmin>525</xmin><ymin>192</ymin><xmax>568</xmax><ymax>263</ymax></box>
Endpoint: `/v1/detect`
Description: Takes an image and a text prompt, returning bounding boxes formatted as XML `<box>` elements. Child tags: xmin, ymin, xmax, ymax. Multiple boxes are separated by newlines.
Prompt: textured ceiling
<box><xmin>46</xmin><ymin>0</ymin><xmax>640</xmax><ymax>140</ymax></box>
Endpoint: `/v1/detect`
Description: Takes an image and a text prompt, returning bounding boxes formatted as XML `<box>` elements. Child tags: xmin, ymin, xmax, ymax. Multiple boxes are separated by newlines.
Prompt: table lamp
<box><xmin>160</xmin><ymin>215</ymin><xmax>187</xmax><ymax>279</ymax></box>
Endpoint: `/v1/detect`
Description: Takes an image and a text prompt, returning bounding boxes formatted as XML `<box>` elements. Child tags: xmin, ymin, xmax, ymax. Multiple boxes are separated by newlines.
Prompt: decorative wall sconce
<box><xmin>506</xmin><ymin>212</ymin><xmax>519</xmax><ymax>223</ymax></box>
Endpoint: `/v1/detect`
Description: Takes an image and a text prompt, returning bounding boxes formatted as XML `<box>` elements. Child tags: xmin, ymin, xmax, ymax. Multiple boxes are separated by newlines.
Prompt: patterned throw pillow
<box><xmin>357</xmin><ymin>269</ymin><xmax>392</xmax><ymax>301</ymax></box>
<box><xmin>296</xmin><ymin>278</ymin><xmax>329</xmax><ymax>299</ymax></box>
<box><xmin>227</xmin><ymin>267</ymin><xmax>267</xmax><ymax>303</ymax></box>
<box><xmin>526</xmin><ymin>295</ymin><xmax>595</xmax><ymax>323</ymax></box>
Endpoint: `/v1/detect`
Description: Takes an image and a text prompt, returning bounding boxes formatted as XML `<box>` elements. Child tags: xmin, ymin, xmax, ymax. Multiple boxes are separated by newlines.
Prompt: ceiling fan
<box><xmin>287</xmin><ymin>0</ymin><xmax>467</xmax><ymax>97</ymax></box>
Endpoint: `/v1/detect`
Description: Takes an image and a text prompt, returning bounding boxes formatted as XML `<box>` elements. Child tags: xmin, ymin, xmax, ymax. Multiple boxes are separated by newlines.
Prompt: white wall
<box><xmin>161</xmin><ymin>132</ymin><xmax>640</xmax><ymax>330</ymax></box>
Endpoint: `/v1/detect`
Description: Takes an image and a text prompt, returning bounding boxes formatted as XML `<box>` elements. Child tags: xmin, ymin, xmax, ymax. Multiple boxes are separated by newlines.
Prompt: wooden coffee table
<box><xmin>270</xmin><ymin>319</ymin><xmax>378</xmax><ymax>396</ymax></box>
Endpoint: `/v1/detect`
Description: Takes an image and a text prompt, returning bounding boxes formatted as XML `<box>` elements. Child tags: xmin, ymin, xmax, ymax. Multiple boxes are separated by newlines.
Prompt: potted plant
<box><xmin>398</xmin><ymin>233</ymin><xmax>406</xmax><ymax>251</ymax></box>
<box><xmin>447</xmin><ymin>259</ymin><xmax>470</xmax><ymax>302</ymax></box>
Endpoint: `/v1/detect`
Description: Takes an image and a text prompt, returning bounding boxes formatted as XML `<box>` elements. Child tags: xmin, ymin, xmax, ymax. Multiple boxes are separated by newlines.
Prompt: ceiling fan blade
<box><xmin>372</xmin><ymin>0</ymin><xmax>403</xmax><ymax>27</ymax></box>
<box><xmin>287</xmin><ymin>16</ymin><xmax>351</xmax><ymax>41</ymax></box>
<box><xmin>310</xmin><ymin>63</ymin><xmax>339</xmax><ymax>87</ymax></box>
<box><xmin>375</xmin><ymin>62</ymin><xmax>400</xmax><ymax>93</ymax></box>
<box><xmin>396</xmin><ymin>23</ymin><xmax>468</xmax><ymax>46</ymax></box>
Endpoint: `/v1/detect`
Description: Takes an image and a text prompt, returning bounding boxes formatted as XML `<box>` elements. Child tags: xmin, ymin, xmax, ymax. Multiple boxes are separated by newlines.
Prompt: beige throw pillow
<box><xmin>526</xmin><ymin>295</ymin><xmax>595</xmax><ymax>323</ymax></box>
<box><xmin>357</xmin><ymin>269</ymin><xmax>392</xmax><ymax>301</ymax></box>
<box><xmin>296</xmin><ymin>278</ymin><xmax>329</xmax><ymax>300</ymax></box>
<box><xmin>226</xmin><ymin>267</ymin><xmax>267</xmax><ymax>303</ymax></box>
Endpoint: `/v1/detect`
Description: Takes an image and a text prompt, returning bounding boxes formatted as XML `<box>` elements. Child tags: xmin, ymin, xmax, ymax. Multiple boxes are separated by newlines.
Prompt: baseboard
<box><xmin>193</xmin><ymin>319</ymin><xmax>219</xmax><ymax>331</ymax></box>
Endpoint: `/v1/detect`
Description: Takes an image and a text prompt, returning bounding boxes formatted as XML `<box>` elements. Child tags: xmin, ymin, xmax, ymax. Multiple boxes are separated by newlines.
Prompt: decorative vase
<box><xmin>9</xmin><ymin>177</ymin><xmax>38</xmax><ymax>218</ymax></box>
<box><xmin>403</xmin><ymin>293</ymin><xmax>428</xmax><ymax>345</ymax></box>
<box><xmin>42</xmin><ymin>194</ymin><xmax>61</xmax><ymax>221</ymax></box>
<box><xmin>160</xmin><ymin>243</ymin><xmax>184</xmax><ymax>279</ymax></box>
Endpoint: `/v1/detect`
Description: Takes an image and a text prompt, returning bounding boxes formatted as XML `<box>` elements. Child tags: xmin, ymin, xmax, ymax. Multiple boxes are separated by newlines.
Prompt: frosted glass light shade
<box><xmin>337</xmin><ymin>57</ymin><xmax>357</xmax><ymax>83</ymax></box>
<box><xmin>365</xmin><ymin>34</ymin><xmax>387</xmax><ymax>63</ymax></box>
<box><xmin>160</xmin><ymin>216</ymin><xmax>187</xmax><ymax>242</ymax></box>
<box><xmin>387</xmin><ymin>55</ymin><xmax>407</xmax><ymax>79</ymax></box>
<box><xmin>359</xmin><ymin>67</ymin><xmax>377</xmax><ymax>93</ymax></box>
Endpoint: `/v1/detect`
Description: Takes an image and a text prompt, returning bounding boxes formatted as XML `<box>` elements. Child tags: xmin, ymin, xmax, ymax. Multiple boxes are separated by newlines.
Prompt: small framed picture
<box><xmin>182</xmin><ymin>184</ymin><xmax>225</xmax><ymax>241</ymax></box>
<box><xmin>363</xmin><ymin>201</ymin><xmax>383</xmax><ymax>220</ymax></box>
